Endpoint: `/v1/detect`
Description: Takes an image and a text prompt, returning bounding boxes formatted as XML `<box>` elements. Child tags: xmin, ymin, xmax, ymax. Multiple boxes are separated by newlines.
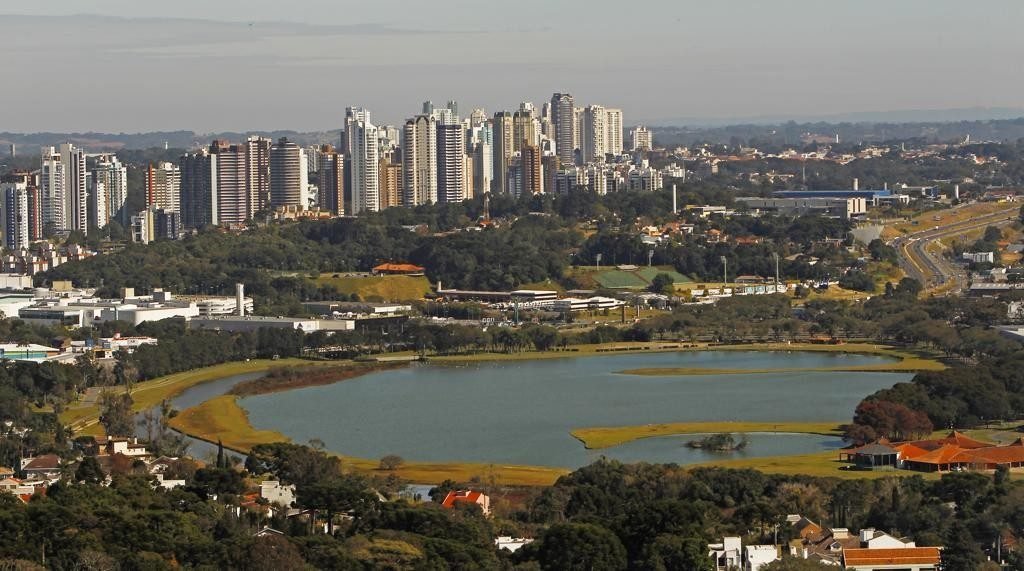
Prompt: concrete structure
<box><xmin>495</xmin><ymin>537</ymin><xmax>534</xmax><ymax>553</ymax></box>
<box><xmin>551</xmin><ymin>296</ymin><xmax>625</xmax><ymax>312</ymax></box>
<box><xmin>90</xmin><ymin>155</ymin><xmax>127</xmax><ymax>228</ymax></box>
<box><xmin>492</xmin><ymin>111</ymin><xmax>514</xmax><ymax>194</ymax></box>
<box><xmin>259</xmin><ymin>480</ymin><xmax>296</xmax><ymax>507</ymax></box>
<box><xmin>1</xmin><ymin>181</ymin><xmax>30</xmax><ymax>251</ymax></box>
<box><xmin>631</xmin><ymin>125</ymin><xmax>652</xmax><ymax>152</ymax></box>
<box><xmin>962</xmin><ymin>251</ymin><xmax>994</xmax><ymax>264</ymax></box>
<box><xmin>737</xmin><ymin>196</ymin><xmax>867</xmax><ymax>219</ymax></box>
<box><xmin>349</xmin><ymin>114</ymin><xmax>380</xmax><ymax>213</ymax></box>
<box><xmin>551</xmin><ymin>93</ymin><xmax>576</xmax><ymax>165</ymax></box>
<box><xmin>189</xmin><ymin>315</ymin><xmax>320</xmax><ymax>333</ymax></box>
<box><xmin>520</xmin><ymin>143</ymin><xmax>543</xmax><ymax>196</ymax></box>
<box><xmin>179</xmin><ymin>148</ymin><xmax>216</xmax><ymax>228</ymax></box>
<box><xmin>402</xmin><ymin>115</ymin><xmax>438</xmax><ymax>206</ymax></box>
<box><xmin>772</xmin><ymin>189</ymin><xmax>908</xmax><ymax>207</ymax></box>
<box><xmin>743</xmin><ymin>545</ymin><xmax>779</xmax><ymax>571</ymax></box>
<box><xmin>317</xmin><ymin>145</ymin><xmax>344</xmax><ymax>215</ymax></box>
<box><xmin>146</xmin><ymin>162</ymin><xmax>180</xmax><ymax>213</ymax></box>
<box><xmin>604</xmin><ymin>108</ymin><xmax>623</xmax><ymax>155</ymax></box>
<box><xmin>710</xmin><ymin>537</ymin><xmax>742</xmax><ymax>571</ymax></box>
<box><xmin>0</xmin><ymin>343</ymin><xmax>60</xmax><ymax>362</ymax></box>
<box><xmin>269</xmin><ymin>138</ymin><xmax>309</xmax><ymax>209</ymax></box>
<box><xmin>436</xmin><ymin>123</ymin><xmax>466</xmax><ymax>204</ymax></box>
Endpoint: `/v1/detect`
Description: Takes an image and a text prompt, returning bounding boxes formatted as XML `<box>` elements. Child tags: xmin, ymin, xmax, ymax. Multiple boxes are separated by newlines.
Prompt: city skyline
<box><xmin>2</xmin><ymin>0</ymin><xmax>1022</xmax><ymax>132</ymax></box>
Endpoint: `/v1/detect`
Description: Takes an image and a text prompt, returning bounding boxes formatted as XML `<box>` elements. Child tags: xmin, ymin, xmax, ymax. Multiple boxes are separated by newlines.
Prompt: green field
<box><xmin>577</xmin><ymin>265</ymin><xmax>694</xmax><ymax>290</ymax></box>
<box><xmin>635</xmin><ymin>267</ymin><xmax>692</xmax><ymax>284</ymax></box>
<box><xmin>313</xmin><ymin>275</ymin><xmax>432</xmax><ymax>301</ymax></box>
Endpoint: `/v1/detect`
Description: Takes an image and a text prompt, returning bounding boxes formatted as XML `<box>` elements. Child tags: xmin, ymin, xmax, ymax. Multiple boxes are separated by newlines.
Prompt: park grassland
<box><xmin>60</xmin><ymin>358</ymin><xmax>333</xmax><ymax>436</ymax></box>
<box><xmin>169</xmin><ymin>395</ymin><xmax>568</xmax><ymax>486</ymax></box>
<box><xmin>312</xmin><ymin>274</ymin><xmax>432</xmax><ymax>302</ymax></box>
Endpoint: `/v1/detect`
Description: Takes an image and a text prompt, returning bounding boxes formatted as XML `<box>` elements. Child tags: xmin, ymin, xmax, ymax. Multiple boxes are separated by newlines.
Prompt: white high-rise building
<box><xmin>269</xmin><ymin>138</ymin><xmax>309</xmax><ymax>209</ymax></box>
<box><xmin>605</xmin><ymin>109</ymin><xmax>623</xmax><ymax>155</ymax></box>
<box><xmin>632</xmin><ymin>126</ymin><xmax>653</xmax><ymax>152</ymax></box>
<box><xmin>146</xmin><ymin>161</ymin><xmax>181</xmax><ymax>213</ymax></box>
<box><xmin>551</xmin><ymin>93</ymin><xmax>576</xmax><ymax>166</ymax></box>
<box><xmin>61</xmin><ymin>143</ymin><xmax>89</xmax><ymax>234</ymax></box>
<box><xmin>402</xmin><ymin>115</ymin><xmax>438</xmax><ymax>206</ymax></box>
<box><xmin>350</xmin><ymin>117</ymin><xmax>380</xmax><ymax>214</ymax></box>
<box><xmin>40</xmin><ymin>147</ymin><xmax>66</xmax><ymax>234</ymax></box>
<box><xmin>91</xmin><ymin>154</ymin><xmax>127</xmax><ymax>228</ymax></box>
<box><xmin>436</xmin><ymin>123</ymin><xmax>465</xmax><ymax>204</ymax></box>
<box><xmin>0</xmin><ymin>181</ymin><xmax>29</xmax><ymax>251</ymax></box>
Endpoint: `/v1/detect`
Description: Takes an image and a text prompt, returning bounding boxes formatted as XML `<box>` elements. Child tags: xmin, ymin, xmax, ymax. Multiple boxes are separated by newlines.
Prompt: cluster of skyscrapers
<box><xmin>0</xmin><ymin>143</ymin><xmax>128</xmax><ymax>250</ymax></box>
<box><xmin>0</xmin><ymin>93</ymin><xmax>659</xmax><ymax>247</ymax></box>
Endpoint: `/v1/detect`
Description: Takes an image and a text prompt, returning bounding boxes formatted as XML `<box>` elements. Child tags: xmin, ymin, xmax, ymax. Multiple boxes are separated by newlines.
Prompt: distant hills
<box><xmin>0</xmin><ymin>130</ymin><xmax>340</xmax><ymax>154</ymax></box>
<box><xmin>3</xmin><ymin>107</ymin><xmax>1024</xmax><ymax>154</ymax></box>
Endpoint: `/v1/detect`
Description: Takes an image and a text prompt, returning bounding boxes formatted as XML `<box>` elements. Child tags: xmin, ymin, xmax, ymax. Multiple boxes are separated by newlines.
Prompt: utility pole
<box><xmin>773</xmin><ymin>252</ymin><xmax>780</xmax><ymax>289</ymax></box>
<box><xmin>720</xmin><ymin>256</ymin><xmax>728</xmax><ymax>287</ymax></box>
<box><xmin>596</xmin><ymin>252</ymin><xmax>602</xmax><ymax>270</ymax></box>
<box><xmin>647</xmin><ymin>249</ymin><xmax>654</xmax><ymax>267</ymax></box>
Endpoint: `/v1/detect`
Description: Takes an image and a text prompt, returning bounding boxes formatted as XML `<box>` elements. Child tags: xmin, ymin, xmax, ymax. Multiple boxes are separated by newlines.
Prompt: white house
<box><xmin>709</xmin><ymin>537</ymin><xmax>742</xmax><ymax>571</ymax></box>
<box><xmin>495</xmin><ymin>536</ymin><xmax>534</xmax><ymax>553</ymax></box>
<box><xmin>744</xmin><ymin>545</ymin><xmax>780</xmax><ymax>570</ymax></box>
<box><xmin>260</xmin><ymin>480</ymin><xmax>296</xmax><ymax>507</ymax></box>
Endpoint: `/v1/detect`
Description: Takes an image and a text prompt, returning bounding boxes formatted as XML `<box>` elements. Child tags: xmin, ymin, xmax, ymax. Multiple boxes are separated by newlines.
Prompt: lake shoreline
<box><xmin>165</xmin><ymin>342</ymin><xmax>934</xmax><ymax>485</ymax></box>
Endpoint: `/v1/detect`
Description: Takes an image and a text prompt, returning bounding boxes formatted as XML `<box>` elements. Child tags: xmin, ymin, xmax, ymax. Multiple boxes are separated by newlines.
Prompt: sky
<box><xmin>2</xmin><ymin>0</ymin><xmax>1022</xmax><ymax>133</ymax></box>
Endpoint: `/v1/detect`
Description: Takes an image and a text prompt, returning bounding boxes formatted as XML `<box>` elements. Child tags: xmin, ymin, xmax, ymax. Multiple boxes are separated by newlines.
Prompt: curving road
<box><xmin>890</xmin><ymin>205</ymin><xmax>1018</xmax><ymax>294</ymax></box>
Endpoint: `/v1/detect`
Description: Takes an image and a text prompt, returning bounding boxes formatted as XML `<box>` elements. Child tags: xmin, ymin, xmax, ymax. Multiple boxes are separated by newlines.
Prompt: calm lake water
<box><xmin>238</xmin><ymin>351</ymin><xmax>911</xmax><ymax>468</ymax></box>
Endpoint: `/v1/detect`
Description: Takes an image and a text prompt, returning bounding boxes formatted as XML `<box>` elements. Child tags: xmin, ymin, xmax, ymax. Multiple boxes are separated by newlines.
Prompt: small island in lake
<box><xmin>686</xmin><ymin>433</ymin><xmax>749</xmax><ymax>451</ymax></box>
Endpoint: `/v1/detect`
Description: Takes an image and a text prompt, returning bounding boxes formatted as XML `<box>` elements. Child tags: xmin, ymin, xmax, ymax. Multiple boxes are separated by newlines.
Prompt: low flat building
<box><xmin>737</xmin><ymin>196</ymin><xmax>867</xmax><ymax>219</ymax></box>
<box><xmin>189</xmin><ymin>315</ymin><xmax>320</xmax><ymax>333</ymax></box>
<box><xmin>303</xmin><ymin>301</ymin><xmax>413</xmax><ymax>316</ymax></box>
<box><xmin>551</xmin><ymin>296</ymin><xmax>625</xmax><ymax>312</ymax></box>
<box><xmin>0</xmin><ymin>343</ymin><xmax>60</xmax><ymax>362</ymax></box>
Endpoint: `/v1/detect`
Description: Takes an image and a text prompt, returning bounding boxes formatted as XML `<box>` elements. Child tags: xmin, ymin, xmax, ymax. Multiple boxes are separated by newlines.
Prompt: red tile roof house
<box><xmin>441</xmin><ymin>490</ymin><xmax>491</xmax><ymax>516</ymax></box>
<box><xmin>842</xmin><ymin>546</ymin><xmax>940</xmax><ymax>570</ymax></box>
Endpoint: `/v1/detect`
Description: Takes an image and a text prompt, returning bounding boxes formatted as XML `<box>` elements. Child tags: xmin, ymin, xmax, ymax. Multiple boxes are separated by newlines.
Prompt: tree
<box><xmin>378</xmin><ymin>455</ymin><xmax>404</xmax><ymax>471</ymax></box>
<box><xmin>941</xmin><ymin>520</ymin><xmax>985</xmax><ymax>571</ymax></box>
<box><xmin>242</xmin><ymin>535</ymin><xmax>308</xmax><ymax>571</ymax></box>
<box><xmin>98</xmin><ymin>391</ymin><xmax>134</xmax><ymax>437</ymax></box>
<box><xmin>762</xmin><ymin>558</ymin><xmax>837</xmax><ymax>570</ymax></box>
<box><xmin>649</xmin><ymin>273</ymin><xmax>675</xmax><ymax>295</ymax></box>
<box><xmin>638</xmin><ymin>535</ymin><xmax>711</xmax><ymax>571</ymax></box>
<box><xmin>534</xmin><ymin>523</ymin><xmax>627</xmax><ymax>571</ymax></box>
<box><xmin>296</xmin><ymin>476</ymin><xmax>377</xmax><ymax>535</ymax></box>
<box><xmin>74</xmin><ymin>457</ymin><xmax>105</xmax><ymax>484</ymax></box>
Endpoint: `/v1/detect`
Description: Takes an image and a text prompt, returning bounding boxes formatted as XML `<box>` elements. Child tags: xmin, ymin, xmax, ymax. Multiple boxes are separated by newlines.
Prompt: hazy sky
<box><xmin>2</xmin><ymin>0</ymin><xmax>1022</xmax><ymax>133</ymax></box>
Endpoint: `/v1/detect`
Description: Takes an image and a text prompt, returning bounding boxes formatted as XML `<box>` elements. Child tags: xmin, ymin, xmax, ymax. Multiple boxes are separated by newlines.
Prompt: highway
<box><xmin>891</xmin><ymin>205</ymin><xmax>1019</xmax><ymax>294</ymax></box>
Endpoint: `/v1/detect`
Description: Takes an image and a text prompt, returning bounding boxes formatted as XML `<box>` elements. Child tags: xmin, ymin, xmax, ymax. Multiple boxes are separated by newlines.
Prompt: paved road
<box><xmin>891</xmin><ymin>205</ymin><xmax>1018</xmax><ymax>294</ymax></box>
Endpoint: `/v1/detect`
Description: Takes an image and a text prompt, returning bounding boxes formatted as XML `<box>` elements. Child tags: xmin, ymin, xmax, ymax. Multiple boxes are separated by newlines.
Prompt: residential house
<box><xmin>709</xmin><ymin>537</ymin><xmax>742</xmax><ymax>571</ymax></box>
<box><xmin>744</xmin><ymin>545</ymin><xmax>780</xmax><ymax>570</ymax></box>
<box><xmin>842</xmin><ymin>546</ymin><xmax>940</xmax><ymax>570</ymax></box>
<box><xmin>495</xmin><ymin>536</ymin><xmax>534</xmax><ymax>553</ymax></box>
<box><xmin>260</xmin><ymin>480</ymin><xmax>297</xmax><ymax>507</ymax></box>
<box><xmin>21</xmin><ymin>454</ymin><xmax>62</xmax><ymax>479</ymax></box>
<box><xmin>102</xmin><ymin>437</ymin><xmax>150</xmax><ymax>458</ymax></box>
<box><xmin>441</xmin><ymin>490</ymin><xmax>491</xmax><ymax>516</ymax></box>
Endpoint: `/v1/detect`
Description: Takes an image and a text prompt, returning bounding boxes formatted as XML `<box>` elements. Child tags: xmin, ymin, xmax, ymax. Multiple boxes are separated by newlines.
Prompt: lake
<box><xmin>238</xmin><ymin>351</ymin><xmax>911</xmax><ymax>468</ymax></box>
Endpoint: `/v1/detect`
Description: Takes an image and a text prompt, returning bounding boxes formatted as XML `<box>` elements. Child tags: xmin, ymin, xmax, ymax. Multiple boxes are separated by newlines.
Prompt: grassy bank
<box><xmin>427</xmin><ymin>341</ymin><xmax>943</xmax><ymax>369</ymax></box>
<box><xmin>688</xmin><ymin>450</ymin><xmax>940</xmax><ymax>480</ymax></box>
<box><xmin>169</xmin><ymin>395</ymin><xmax>567</xmax><ymax>486</ymax></box>
<box><xmin>572</xmin><ymin>422</ymin><xmax>844</xmax><ymax>450</ymax></box>
<box><xmin>61</xmin><ymin>358</ymin><xmax>330</xmax><ymax>436</ymax></box>
<box><xmin>228</xmin><ymin>363</ymin><xmax>407</xmax><ymax>397</ymax></box>
<box><xmin>619</xmin><ymin>359</ymin><xmax>942</xmax><ymax>376</ymax></box>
